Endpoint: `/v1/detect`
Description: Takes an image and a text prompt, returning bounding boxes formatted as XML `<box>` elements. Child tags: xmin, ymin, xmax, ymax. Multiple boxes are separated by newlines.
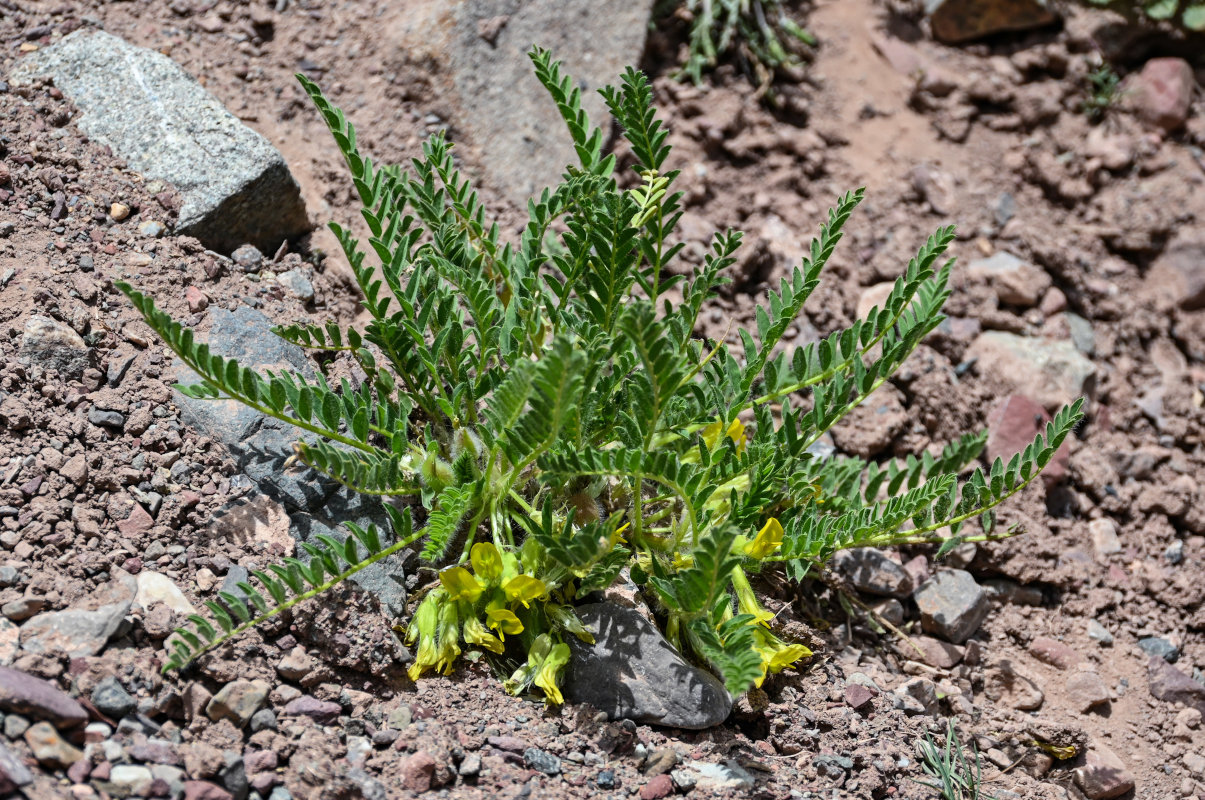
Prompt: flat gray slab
<box><xmin>10</xmin><ymin>29</ymin><xmax>309</xmax><ymax>253</ymax></box>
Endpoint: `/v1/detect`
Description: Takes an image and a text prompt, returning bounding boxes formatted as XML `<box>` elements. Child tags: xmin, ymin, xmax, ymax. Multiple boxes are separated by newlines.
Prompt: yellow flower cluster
<box><xmin>731</xmin><ymin>519</ymin><xmax>811</xmax><ymax>686</ymax></box>
<box><xmin>407</xmin><ymin>541</ymin><xmax>549</xmax><ymax>681</ymax></box>
<box><xmin>406</xmin><ymin>542</ymin><xmax>591</xmax><ymax>703</ymax></box>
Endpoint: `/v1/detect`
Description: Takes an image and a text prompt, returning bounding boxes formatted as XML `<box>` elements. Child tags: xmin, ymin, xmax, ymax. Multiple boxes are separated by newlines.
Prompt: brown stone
<box><xmin>1065</xmin><ymin>671</ymin><xmax>1109</xmax><ymax>713</ymax></box>
<box><xmin>1073</xmin><ymin>745</ymin><xmax>1135</xmax><ymax>799</ymax></box>
<box><xmin>401</xmin><ymin>750</ymin><xmax>437</xmax><ymax>793</ymax></box>
<box><xmin>639</xmin><ymin>774</ymin><xmax>674</xmax><ymax>800</ymax></box>
<box><xmin>927</xmin><ymin>0</ymin><xmax>1058</xmax><ymax>44</ymax></box>
<box><xmin>1028</xmin><ymin>636</ymin><xmax>1083</xmax><ymax>670</ymax></box>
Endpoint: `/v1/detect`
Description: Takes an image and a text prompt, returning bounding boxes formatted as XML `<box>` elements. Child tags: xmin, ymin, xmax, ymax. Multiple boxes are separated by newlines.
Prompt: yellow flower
<box><xmin>485</xmin><ymin>608</ymin><xmax>523</xmax><ymax>640</ymax></box>
<box><xmin>751</xmin><ymin>627</ymin><xmax>811</xmax><ymax>688</ymax></box>
<box><xmin>439</xmin><ymin>566</ymin><xmax>483</xmax><ymax>604</ymax></box>
<box><xmin>743</xmin><ymin>518</ymin><xmax>783</xmax><ymax>560</ymax></box>
<box><xmin>406</xmin><ymin>590</ymin><xmax>462</xmax><ymax>680</ymax></box>
<box><xmin>470</xmin><ymin>542</ymin><xmax>503</xmax><ymax>584</ymax></box>
<box><xmin>406</xmin><ymin>591</ymin><xmax>442</xmax><ymax>681</ymax></box>
<box><xmin>533</xmin><ymin>642</ymin><xmax>571</xmax><ymax>705</ymax></box>
<box><xmin>462</xmin><ymin>617</ymin><xmax>504</xmax><ymax>654</ymax></box>
<box><xmin>731</xmin><ymin>566</ymin><xmax>774</xmax><ymax>627</ymax></box>
<box><xmin>503</xmin><ymin>633</ymin><xmax>551</xmax><ymax>697</ymax></box>
<box><xmin>434</xmin><ymin>597</ymin><xmax>461</xmax><ymax>675</ymax></box>
<box><xmin>504</xmin><ymin>575</ymin><xmax>548</xmax><ymax>609</ymax></box>
<box><xmin>703</xmin><ymin>417</ymin><xmax>748</xmax><ymax>454</ymax></box>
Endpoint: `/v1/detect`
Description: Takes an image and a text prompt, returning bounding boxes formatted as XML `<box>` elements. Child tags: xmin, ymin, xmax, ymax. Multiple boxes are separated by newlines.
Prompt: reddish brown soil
<box><xmin>1</xmin><ymin>1</ymin><xmax>1204</xmax><ymax>799</ymax></box>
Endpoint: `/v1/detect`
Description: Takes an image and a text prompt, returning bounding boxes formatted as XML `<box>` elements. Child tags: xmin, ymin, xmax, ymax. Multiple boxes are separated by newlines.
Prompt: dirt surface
<box><xmin>1</xmin><ymin>1</ymin><xmax>1205</xmax><ymax>799</ymax></box>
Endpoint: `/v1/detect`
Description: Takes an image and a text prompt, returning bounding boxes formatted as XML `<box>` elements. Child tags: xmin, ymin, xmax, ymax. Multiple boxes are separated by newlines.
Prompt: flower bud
<box><xmin>420</xmin><ymin>450</ymin><xmax>455</xmax><ymax>491</ymax></box>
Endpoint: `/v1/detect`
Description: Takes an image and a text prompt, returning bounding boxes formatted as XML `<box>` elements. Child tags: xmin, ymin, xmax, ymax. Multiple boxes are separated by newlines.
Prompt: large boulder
<box><xmin>10</xmin><ymin>30</ymin><xmax>309</xmax><ymax>253</ymax></box>
<box><xmin>390</xmin><ymin>0</ymin><xmax>655</xmax><ymax>206</ymax></box>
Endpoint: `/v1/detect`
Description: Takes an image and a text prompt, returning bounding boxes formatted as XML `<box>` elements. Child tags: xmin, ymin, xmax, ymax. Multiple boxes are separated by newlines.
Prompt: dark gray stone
<box><xmin>913</xmin><ymin>569</ymin><xmax>989</xmax><ymax>644</ymax></box>
<box><xmin>11</xmin><ymin>30</ymin><xmax>309</xmax><ymax>253</ymax></box>
<box><xmin>174</xmin><ymin>305</ymin><xmax>335</xmax><ymax>513</ymax></box>
<box><xmin>87</xmin><ymin>408</ymin><xmax>125</xmax><ymax>429</ymax></box>
<box><xmin>524</xmin><ymin>748</ymin><xmax>561</xmax><ymax>775</ymax></box>
<box><xmin>174</xmin><ymin>305</ymin><xmax>407</xmax><ymax>614</ymax></box>
<box><xmin>832</xmin><ymin>548</ymin><xmax>913</xmax><ymax>598</ymax></box>
<box><xmin>20</xmin><ymin>315</ymin><xmax>89</xmax><ymax>379</ymax></box>
<box><xmin>1139</xmin><ymin>636</ymin><xmax>1180</xmax><ymax>663</ymax></box>
<box><xmin>107</xmin><ymin>353</ymin><xmax>136</xmax><ymax>388</ymax></box>
<box><xmin>292</xmin><ymin>489</ymin><xmax>408</xmax><ymax>616</ymax></box>
<box><xmin>219</xmin><ymin>565</ymin><xmax>252</xmax><ymax>608</ymax></box>
<box><xmin>221</xmin><ymin>750</ymin><xmax>249</xmax><ymax>800</ymax></box>
<box><xmin>0</xmin><ymin>667</ymin><xmax>87</xmax><ymax>729</ymax></box>
<box><xmin>562</xmin><ymin>603</ymin><xmax>732</xmax><ymax>730</ymax></box>
<box><xmin>249</xmin><ymin>708</ymin><xmax>277</xmax><ymax>733</ymax></box>
<box><xmin>395</xmin><ymin>0</ymin><xmax>654</xmax><ymax>205</ymax></box>
<box><xmin>91</xmin><ymin>677</ymin><xmax>136</xmax><ymax>719</ymax></box>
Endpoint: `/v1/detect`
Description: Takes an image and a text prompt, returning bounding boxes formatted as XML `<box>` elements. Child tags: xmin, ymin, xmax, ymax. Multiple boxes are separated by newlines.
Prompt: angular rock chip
<box><xmin>913</xmin><ymin>569</ymin><xmax>989</xmax><ymax>644</ymax></box>
<box><xmin>20</xmin><ymin>315</ymin><xmax>89</xmax><ymax>379</ymax></box>
<box><xmin>20</xmin><ymin>570</ymin><xmax>135</xmax><ymax>658</ymax></box>
<box><xmin>965</xmin><ymin>332</ymin><xmax>1096</xmax><ymax>411</ymax></box>
<box><xmin>832</xmin><ymin>548</ymin><xmax>914</xmax><ymax>598</ymax></box>
<box><xmin>1074</xmin><ymin>745</ymin><xmax>1135</xmax><ymax>800</ymax></box>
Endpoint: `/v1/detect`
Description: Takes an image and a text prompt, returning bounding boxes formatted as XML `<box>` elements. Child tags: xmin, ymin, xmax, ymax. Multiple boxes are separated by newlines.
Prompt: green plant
<box><xmin>668</xmin><ymin>0</ymin><xmax>817</xmax><ymax>90</ymax></box>
<box><xmin>117</xmin><ymin>50</ymin><xmax>1082</xmax><ymax>702</ymax></box>
<box><xmin>915</xmin><ymin>720</ymin><xmax>996</xmax><ymax>800</ymax></box>
<box><xmin>1085</xmin><ymin>0</ymin><xmax>1205</xmax><ymax>30</ymax></box>
<box><xmin>1082</xmin><ymin>61</ymin><xmax>1123</xmax><ymax>120</ymax></box>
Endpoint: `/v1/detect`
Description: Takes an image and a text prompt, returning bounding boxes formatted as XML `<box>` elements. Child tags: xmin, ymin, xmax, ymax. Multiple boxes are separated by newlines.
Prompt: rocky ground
<box><xmin>1</xmin><ymin>0</ymin><xmax>1204</xmax><ymax>799</ymax></box>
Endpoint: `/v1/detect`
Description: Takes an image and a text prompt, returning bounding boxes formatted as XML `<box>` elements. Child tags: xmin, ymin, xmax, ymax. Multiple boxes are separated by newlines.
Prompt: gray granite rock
<box><xmin>393</xmin><ymin>0</ymin><xmax>654</xmax><ymax>206</ymax></box>
<box><xmin>19</xmin><ymin>570</ymin><xmax>136</xmax><ymax>658</ymax></box>
<box><xmin>11</xmin><ymin>30</ymin><xmax>309</xmax><ymax>253</ymax></box>
<box><xmin>173</xmin><ymin>306</ymin><xmax>407</xmax><ymax>614</ymax></box>
<box><xmin>20</xmin><ymin>315</ymin><xmax>89</xmax><ymax>379</ymax></box>
<box><xmin>965</xmin><ymin>331</ymin><xmax>1096</xmax><ymax>411</ymax></box>
<box><xmin>562</xmin><ymin>602</ymin><xmax>732</xmax><ymax>730</ymax></box>
<box><xmin>913</xmin><ymin>569</ymin><xmax>989</xmax><ymax>644</ymax></box>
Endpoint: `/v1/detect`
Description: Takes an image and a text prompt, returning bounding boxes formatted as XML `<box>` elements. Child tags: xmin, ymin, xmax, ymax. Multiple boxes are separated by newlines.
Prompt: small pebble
<box><xmin>138</xmin><ymin>220</ymin><xmax>165</xmax><ymax>238</ymax></box>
